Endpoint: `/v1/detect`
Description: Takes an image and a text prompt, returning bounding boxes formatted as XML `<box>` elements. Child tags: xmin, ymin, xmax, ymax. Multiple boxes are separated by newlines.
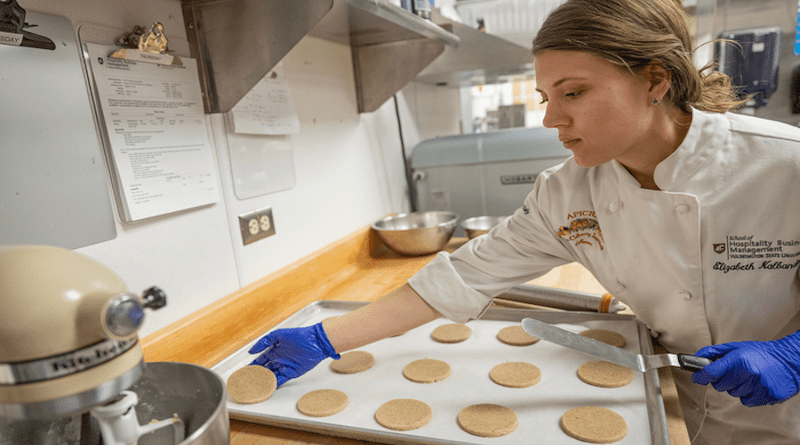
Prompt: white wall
<box><xmin>17</xmin><ymin>0</ymin><xmax>459</xmax><ymax>337</ymax></box>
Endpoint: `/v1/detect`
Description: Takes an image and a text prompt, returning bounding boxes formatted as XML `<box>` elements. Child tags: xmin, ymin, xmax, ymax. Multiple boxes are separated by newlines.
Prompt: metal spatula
<box><xmin>521</xmin><ymin>318</ymin><xmax>712</xmax><ymax>372</ymax></box>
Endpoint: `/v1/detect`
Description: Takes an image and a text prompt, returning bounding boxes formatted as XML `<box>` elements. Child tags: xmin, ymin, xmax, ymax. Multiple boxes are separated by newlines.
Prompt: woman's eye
<box><xmin>565</xmin><ymin>91</ymin><xmax>581</xmax><ymax>98</ymax></box>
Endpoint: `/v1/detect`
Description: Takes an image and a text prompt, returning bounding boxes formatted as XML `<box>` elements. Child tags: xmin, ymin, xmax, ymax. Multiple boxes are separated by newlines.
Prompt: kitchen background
<box><xmin>3</xmin><ymin>0</ymin><xmax>798</xmax><ymax>338</ymax></box>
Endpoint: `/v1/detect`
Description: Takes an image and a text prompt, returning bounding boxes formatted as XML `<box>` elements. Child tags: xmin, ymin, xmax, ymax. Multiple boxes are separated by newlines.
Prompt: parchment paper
<box><xmin>211</xmin><ymin>302</ymin><xmax>664</xmax><ymax>444</ymax></box>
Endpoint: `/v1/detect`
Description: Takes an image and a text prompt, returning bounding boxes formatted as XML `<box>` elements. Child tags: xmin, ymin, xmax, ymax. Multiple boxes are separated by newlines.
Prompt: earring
<box><xmin>652</xmin><ymin>98</ymin><xmax>660</xmax><ymax>105</ymax></box>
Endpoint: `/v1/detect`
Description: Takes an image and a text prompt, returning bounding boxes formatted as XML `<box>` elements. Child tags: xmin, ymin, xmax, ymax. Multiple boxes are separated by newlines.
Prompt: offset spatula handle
<box><xmin>677</xmin><ymin>354</ymin><xmax>713</xmax><ymax>372</ymax></box>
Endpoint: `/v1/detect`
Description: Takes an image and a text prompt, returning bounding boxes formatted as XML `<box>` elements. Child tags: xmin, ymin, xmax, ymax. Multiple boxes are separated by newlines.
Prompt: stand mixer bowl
<box><xmin>97</xmin><ymin>361</ymin><xmax>228</xmax><ymax>445</ymax></box>
<box><xmin>0</xmin><ymin>362</ymin><xmax>229</xmax><ymax>445</ymax></box>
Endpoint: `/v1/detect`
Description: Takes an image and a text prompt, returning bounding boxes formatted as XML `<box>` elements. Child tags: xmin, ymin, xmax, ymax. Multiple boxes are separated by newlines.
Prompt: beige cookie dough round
<box><xmin>431</xmin><ymin>323</ymin><xmax>472</xmax><ymax>343</ymax></box>
<box><xmin>497</xmin><ymin>325</ymin><xmax>541</xmax><ymax>346</ymax></box>
<box><xmin>330</xmin><ymin>350</ymin><xmax>375</xmax><ymax>374</ymax></box>
<box><xmin>226</xmin><ymin>365</ymin><xmax>277</xmax><ymax>404</ymax></box>
<box><xmin>403</xmin><ymin>358</ymin><xmax>451</xmax><ymax>383</ymax></box>
<box><xmin>375</xmin><ymin>399</ymin><xmax>432</xmax><ymax>431</ymax></box>
<box><xmin>296</xmin><ymin>389</ymin><xmax>349</xmax><ymax>417</ymax></box>
<box><xmin>578</xmin><ymin>361</ymin><xmax>634</xmax><ymax>388</ymax></box>
<box><xmin>579</xmin><ymin>329</ymin><xmax>627</xmax><ymax>348</ymax></box>
<box><xmin>489</xmin><ymin>362</ymin><xmax>542</xmax><ymax>388</ymax></box>
<box><xmin>457</xmin><ymin>404</ymin><xmax>518</xmax><ymax>438</ymax></box>
<box><xmin>560</xmin><ymin>406</ymin><xmax>627</xmax><ymax>443</ymax></box>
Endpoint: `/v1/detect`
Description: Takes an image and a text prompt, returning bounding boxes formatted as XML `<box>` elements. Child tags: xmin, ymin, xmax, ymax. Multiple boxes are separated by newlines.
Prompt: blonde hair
<box><xmin>532</xmin><ymin>0</ymin><xmax>746</xmax><ymax>113</ymax></box>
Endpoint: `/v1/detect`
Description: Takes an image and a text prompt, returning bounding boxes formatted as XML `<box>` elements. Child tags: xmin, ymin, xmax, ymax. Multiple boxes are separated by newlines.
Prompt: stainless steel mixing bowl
<box><xmin>127</xmin><ymin>362</ymin><xmax>229</xmax><ymax>445</ymax></box>
<box><xmin>371</xmin><ymin>211</ymin><xmax>459</xmax><ymax>256</ymax></box>
<box><xmin>460</xmin><ymin>216</ymin><xmax>509</xmax><ymax>239</ymax></box>
<box><xmin>0</xmin><ymin>362</ymin><xmax>228</xmax><ymax>445</ymax></box>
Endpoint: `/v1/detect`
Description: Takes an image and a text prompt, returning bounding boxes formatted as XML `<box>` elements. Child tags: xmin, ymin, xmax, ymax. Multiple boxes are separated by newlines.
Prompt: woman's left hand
<box><xmin>691</xmin><ymin>331</ymin><xmax>800</xmax><ymax>407</ymax></box>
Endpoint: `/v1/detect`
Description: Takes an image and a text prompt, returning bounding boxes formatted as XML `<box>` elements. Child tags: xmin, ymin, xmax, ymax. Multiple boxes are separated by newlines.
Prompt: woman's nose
<box><xmin>542</xmin><ymin>101</ymin><xmax>569</xmax><ymax>128</ymax></box>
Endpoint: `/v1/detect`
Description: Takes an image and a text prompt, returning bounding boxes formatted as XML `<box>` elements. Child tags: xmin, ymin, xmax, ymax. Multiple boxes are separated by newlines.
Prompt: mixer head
<box><xmin>0</xmin><ymin>245</ymin><xmax>166</xmax><ymax>420</ymax></box>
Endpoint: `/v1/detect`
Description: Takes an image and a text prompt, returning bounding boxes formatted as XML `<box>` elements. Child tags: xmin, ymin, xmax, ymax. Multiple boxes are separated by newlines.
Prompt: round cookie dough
<box><xmin>497</xmin><ymin>325</ymin><xmax>541</xmax><ymax>346</ymax></box>
<box><xmin>457</xmin><ymin>404</ymin><xmax>518</xmax><ymax>438</ymax></box>
<box><xmin>431</xmin><ymin>323</ymin><xmax>472</xmax><ymax>343</ymax></box>
<box><xmin>403</xmin><ymin>358</ymin><xmax>451</xmax><ymax>383</ymax></box>
<box><xmin>489</xmin><ymin>362</ymin><xmax>541</xmax><ymax>388</ymax></box>
<box><xmin>375</xmin><ymin>399</ymin><xmax>432</xmax><ymax>431</ymax></box>
<box><xmin>560</xmin><ymin>406</ymin><xmax>627</xmax><ymax>443</ymax></box>
<box><xmin>578</xmin><ymin>361</ymin><xmax>634</xmax><ymax>388</ymax></box>
<box><xmin>330</xmin><ymin>350</ymin><xmax>375</xmax><ymax>374</ymax></box>
<box><xmin>226</xmin><ymin>365</ymin><xmax>277</xmax><ymax>404</ymax></box>
<box><xmin>296</xmin><ymin>389</ymin><xmax>349</xmax><ymax>417</ymax></box>
<box><xmin>579</xmin><ymin>329</ymin><xmax>626</xmax><ymax>348</ymax></box>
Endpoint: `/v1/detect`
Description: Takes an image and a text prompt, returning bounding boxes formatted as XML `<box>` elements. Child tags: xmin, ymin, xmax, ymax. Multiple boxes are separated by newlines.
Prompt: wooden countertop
<box><xmin>141</xmin><ymin>226</ymin><xmax>690</xmax><ymax>445</ymax></box>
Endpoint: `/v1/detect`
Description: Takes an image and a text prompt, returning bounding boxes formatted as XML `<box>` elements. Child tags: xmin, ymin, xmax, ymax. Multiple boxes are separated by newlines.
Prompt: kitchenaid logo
<box><xmin>0</xmin><ymin>338</ymin><xmax>138</xmax><ymax>385</ymax></box>
<box><xmin>558</xmin><ymin>210</ymin><xmax>604</xmax><ymax>251</ymax></box>
<box><xmin>50</xmin><ymin>339</ymin><xmax>134</xmax><ymax>373</ymax></box>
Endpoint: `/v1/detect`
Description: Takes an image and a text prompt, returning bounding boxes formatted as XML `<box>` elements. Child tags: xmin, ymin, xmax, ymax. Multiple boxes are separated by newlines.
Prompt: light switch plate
<box><xmin>238</xmin><ymin>206</ymin><xmax>276</xmax><ymax>245</ymax></box>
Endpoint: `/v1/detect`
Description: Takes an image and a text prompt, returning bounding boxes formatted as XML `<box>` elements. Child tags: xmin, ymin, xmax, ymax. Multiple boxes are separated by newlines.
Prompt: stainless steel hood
<box><xmin>415</xmin><ymin>10</ymin><xmax>536</xmax><ymax>87</ymax></box>
<box><xmin>309</xmin><ymin>0</ymin><xmax>459</xmax><ymax>112</ymax></box>
<box><xmin>181</xmin><ymin>0</ymin><xmax>334</xmax><ymax>113</ymax></box>
<box><xmin>181</xmin><ymin>0</ymin><xmax>460</xmax><ymax>114</ymax></box>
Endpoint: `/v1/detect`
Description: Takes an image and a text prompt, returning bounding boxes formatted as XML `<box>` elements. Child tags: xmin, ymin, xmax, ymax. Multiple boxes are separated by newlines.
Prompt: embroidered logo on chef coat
<box><xmin>713</xmin><ymin>243</ymin><xmax>726</xmax><ymax>254</ymax></box>
<box><xmin>558</xmin><ymin>211</ymin><xmax>605</xmax><ymax>251</ymax></box>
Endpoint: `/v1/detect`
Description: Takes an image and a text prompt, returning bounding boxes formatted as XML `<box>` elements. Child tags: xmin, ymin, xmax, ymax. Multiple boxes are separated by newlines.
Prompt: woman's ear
<box><xmin>642</xmin><ymin>61</ymin><xmax>672</xmax><ymax>98</ymax></box>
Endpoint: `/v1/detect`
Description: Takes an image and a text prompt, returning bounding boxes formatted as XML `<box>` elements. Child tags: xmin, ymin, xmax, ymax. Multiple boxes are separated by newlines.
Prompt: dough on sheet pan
<box><xmin>579</xmin><ymin>329</ymin><xmax>627</xmax><ymax>348</ymax></box>
<box><xmin>431</xmin><ymin>323</ymin><xmax>472</xmax><ymax>343</ymax></box>
<box><xmin>497</xmin><ymin>325</ymin><xmax>541</xmax><ymax>346</ymax></box>
<box><xmin>403</xmin><ymin>358</ymin><xmax>451</xmax><ymax>383</ymax></box>
<box><xmin>577</xmin><ymin>361</ymin><xmax>634</xmax><ymax>388</ymax></box>
<box><xmin>457</xmin><ymin>403</ymin><xmax>518</xmax><ymax>438</ymax></box>
<box><xmin>226</xmin><ymin>365</ymin><xmax>277</xmax><ymax>404</ymax></box>
<box><xmin>375</xmin><ymin>399</ymin><xmax>432</xmax><ymax>431</ymax></box>
<box><xmin>296</xmin><ymin>389</ymin><xmax>349</xmax><ymax>417</ymax></box>
<box><xmin>489</xmin><ymin>362</ymin><xmax>541</xmax><ymax>388</ymax></box>
<box><xmin>329</xmin><ymin>350</ymin><xmax>375</xmax><ymax>374</ymax></box>
<box><xmin>560</xmin><ymin>406</ymin><xmax>627</xmax><ymax>443</ymax></box>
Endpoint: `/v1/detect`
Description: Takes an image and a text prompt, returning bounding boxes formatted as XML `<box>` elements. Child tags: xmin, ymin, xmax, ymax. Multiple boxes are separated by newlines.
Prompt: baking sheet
<box><xmin>211</xmin><ymin>301</ymin><xmax>670</xmax><ymax>444</ymax></box>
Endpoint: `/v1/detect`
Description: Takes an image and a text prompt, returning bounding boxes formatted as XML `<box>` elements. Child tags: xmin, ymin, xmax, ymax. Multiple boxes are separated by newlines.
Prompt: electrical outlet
<box><xmin>238</xmin><ymin>206</ymin><xmax>276</xmax><ymax>245</ymax></box>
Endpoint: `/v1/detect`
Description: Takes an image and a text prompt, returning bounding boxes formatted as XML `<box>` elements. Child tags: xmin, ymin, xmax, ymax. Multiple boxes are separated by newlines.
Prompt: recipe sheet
<box><xmin>226</xmin><ymin>62</ymin><xmax>300</xmax><ymax>135</ymax></box>
<box><xmin>86</xmin><ymin>43</ymin><xmax>218</xmax><ymax>222</ymax></box>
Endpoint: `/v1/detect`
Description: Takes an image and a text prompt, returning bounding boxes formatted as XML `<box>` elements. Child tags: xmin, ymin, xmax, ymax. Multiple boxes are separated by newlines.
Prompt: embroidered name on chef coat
<box><xmin>558</xmin><ymin>210</ymin><xmax>605</xmax><ymax>251</ymax></box>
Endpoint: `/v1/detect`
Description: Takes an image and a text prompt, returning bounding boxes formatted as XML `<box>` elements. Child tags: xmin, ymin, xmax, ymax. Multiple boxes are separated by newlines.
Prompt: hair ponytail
<box><xmin>532</xmin><ymin>0</ymin><xmax>747</xmax><ymax>114</ymax></box>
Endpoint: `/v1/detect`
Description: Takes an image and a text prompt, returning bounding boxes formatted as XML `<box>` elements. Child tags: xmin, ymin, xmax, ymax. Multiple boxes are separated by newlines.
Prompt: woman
<box><xmin>249</xmin><ymin>0</ymin><xmax>800</xmax><ymax>442</ymax></box>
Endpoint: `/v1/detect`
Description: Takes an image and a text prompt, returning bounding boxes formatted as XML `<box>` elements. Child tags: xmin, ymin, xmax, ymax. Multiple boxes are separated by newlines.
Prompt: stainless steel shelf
<box><xmin>415</xmin><ymin>10</ymin><xmax>537</xmax><ymax>88</ymax></box>
<box><xmin>310</xmin><ymin>0</ymin><xmax>460</xmax><ymax>113</ymax></box>
<box><xmin>343</xmin><ymin>0</ymin><xmax>460</xmax><ymax>47</ymax></box>
<box><xmin>181</xmin><ymin>0</ymin><xmax>460</xmax><ymax>114</ymax></box>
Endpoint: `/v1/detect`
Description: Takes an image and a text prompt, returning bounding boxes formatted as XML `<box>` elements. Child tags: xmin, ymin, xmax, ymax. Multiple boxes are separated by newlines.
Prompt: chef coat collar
<box><xmin>611</xmin><ymin>108</ymin><xmax>729</xmax><ymax>191</ymax></box>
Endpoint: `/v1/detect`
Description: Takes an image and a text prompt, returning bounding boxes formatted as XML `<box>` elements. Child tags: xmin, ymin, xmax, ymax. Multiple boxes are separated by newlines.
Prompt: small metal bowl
<box><xmin>460</xmin><ymin>216</ymin><xmax>508</xmax><ymax>239</ymax></box>
<box><xmin>371</xmin><ymin>211</ymin><xmax>459</xmax><ymax>256</ymax></box>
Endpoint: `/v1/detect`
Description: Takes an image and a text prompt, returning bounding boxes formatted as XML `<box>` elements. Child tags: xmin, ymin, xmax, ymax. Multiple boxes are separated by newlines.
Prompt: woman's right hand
<box><xmin>249</xmin><ymin>322</ymin><xmax>340</xmax><ymax>387</ymax></box>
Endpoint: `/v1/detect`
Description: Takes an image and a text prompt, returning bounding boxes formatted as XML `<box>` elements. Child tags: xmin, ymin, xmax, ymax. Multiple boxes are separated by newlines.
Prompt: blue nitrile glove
<box><xmin>691</xmin><ymin>331</ymin><xmax>800</xmax><ymax>407</ymax></box>
<box><xmin>249</xmin><ymin>322</ymin><xmax>340</xmax><ymax>387</ymax></box>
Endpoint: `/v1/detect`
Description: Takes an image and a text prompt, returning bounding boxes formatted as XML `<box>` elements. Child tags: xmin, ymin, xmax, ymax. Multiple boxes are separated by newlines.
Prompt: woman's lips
<box><xmin>560</xmin><ymin>138</ymin><xmax>581</xmax><ymax>148</ymax></box>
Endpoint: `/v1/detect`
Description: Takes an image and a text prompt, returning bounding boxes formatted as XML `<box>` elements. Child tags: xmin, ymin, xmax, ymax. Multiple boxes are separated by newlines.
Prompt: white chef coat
<box><xmin>408</xmin><ymin>108</ymin><xmax>800</xmax><ymax>444</ymax></box>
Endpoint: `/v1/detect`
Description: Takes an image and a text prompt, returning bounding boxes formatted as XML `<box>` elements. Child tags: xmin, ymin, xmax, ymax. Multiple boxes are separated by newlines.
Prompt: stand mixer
<box><xmin>0</xmin><ymin>246</ymin><xmax>229</xmax><ymax>445</ymax></box>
